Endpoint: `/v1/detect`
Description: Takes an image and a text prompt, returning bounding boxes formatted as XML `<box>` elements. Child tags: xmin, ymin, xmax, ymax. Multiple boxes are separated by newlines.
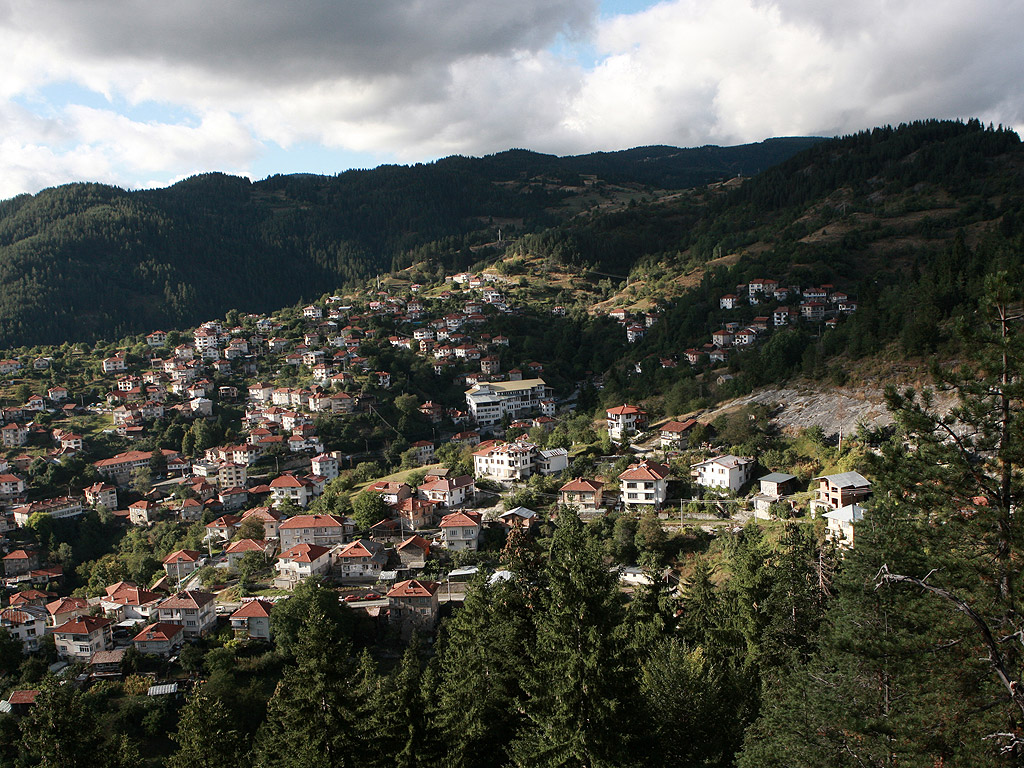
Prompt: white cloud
<box><xmin>1</xmin><ymin>0</ymin><xmax>1024</xmax><ymax>196</ymax></box>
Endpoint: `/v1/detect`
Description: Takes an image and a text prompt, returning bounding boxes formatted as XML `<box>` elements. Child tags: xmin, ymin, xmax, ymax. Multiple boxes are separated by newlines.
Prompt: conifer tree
<box><xmin>168</xmin><ymin>683</ymin><xmax>243</xmax><ymax>768</ymax></box>
<box><xmin>252</xmin><ymin>606</ymin><xmax>358</xmax><ymax>768</ymax></box>
<box><xmin>509</xmin><ymin>512</ymin><xmax>641</xmax><ymax>768</ymax></box>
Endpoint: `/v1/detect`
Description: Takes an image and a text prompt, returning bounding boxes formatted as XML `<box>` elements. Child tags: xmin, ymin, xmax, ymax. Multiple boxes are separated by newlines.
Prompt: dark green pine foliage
<box><xmin>425</xmin><ymin>575</ymin><xmax>534</xmax><ymax>768</ymax></box>
<box><xmin>168</xmin><ymin>683</ymin><xmax>244</xmax><ymax>768</ymax></box>
<box><xmin>251</xmin><ymin>606</ymin><xmax>359</xmax><ymax>768</ymax></box>
<box><xmin>738</xmin><ymin>499</ymin><xmax>1005</xmax><ymax>768</ymax></box>
<box><xmin>360</xmin><ymin>637</ymin><xmax>426</xmax><ymax>768</ymax></box>
<box><xmin>509</xmin><ymin>512</ymin><xmax>641</xmax><ymax>768</ymax></box>
<box><xmin>640</xmin><ymin>638</ymin><xmax>746</xmax><ymax>767</ymax></box>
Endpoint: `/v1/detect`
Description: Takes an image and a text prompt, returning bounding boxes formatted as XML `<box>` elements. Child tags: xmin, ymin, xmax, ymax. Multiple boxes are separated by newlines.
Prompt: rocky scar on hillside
<box><xmin>707</xmin><ymin>382</ymin><xmax>956</xmax><ymax>437</ymax></box>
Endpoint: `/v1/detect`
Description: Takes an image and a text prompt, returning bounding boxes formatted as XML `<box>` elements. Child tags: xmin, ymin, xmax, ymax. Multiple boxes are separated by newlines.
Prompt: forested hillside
<box><xmin>0</xmin><ymin>138</ymin><xmax>821</xmax><ymax>349</ymax></box>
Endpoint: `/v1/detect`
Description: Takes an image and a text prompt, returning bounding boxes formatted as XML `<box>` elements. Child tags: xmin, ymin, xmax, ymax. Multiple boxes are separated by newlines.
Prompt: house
<box><xmin>90</xmin><ymin>648</ymin><xmax>128</xmax><ymax>679</ymax></box>
<box><xmin>418</xmin><ymin>475</ymin><xmax>475</xmax><ymax>508</ymax></box>
<box><xmin>129</xmin><ymin>500</ymin><xmax>160</xmax><ymax>526</ymax></box>
<box><xmin>811</xmin><ymin>472</ymin><xmax>872</xmax><ymax>514</ymax></box>
<box><xmin>497</xmin><ymin>506</ymin><xmax>537</xmax><ymax>532</ymax></box>
<box><xmin>619</xmin><ymin>460</ymin><xmax>671</xmax><ymax>508</ymax></box>
<box><xmin>333</xmin><ymin>539</ymin><xmax>387</xmax><ymax>582</ymax></box>
<box><xmin>606</xmin><ymin>405</ymin><xmax>647</xmax><ymax>441</ymax></box>
<box><xmin>133</xmin><ymin>622</ymin><xmax>185</xmax><ymax>656</ymax></box>
<box><xmin>53</xmin><ymin>616</ymin><xmax>114</xmax><ymax>660</ymax></box>
<box><xmin>537</xmin><ymin>448</ymin><xmax>569</xmax><ymax>474</ymax></box>
<box><xmin>311</xmin><ymin>454</ymin><xmax>339</xmax><ymax>481</ymax></box>
<box><xmin>691</xmin><ymin>455</ymin><xmax>756</xmax><ymax>494</ymax></box>
<box><xmin>83</xmin><ymin>482</ymin><xmax>118</xmax><ymax>510</ymax></box>
<box><xmin>659</xmin><ymin>419</ymin><xmax>697</xmax><ymax>448</ymax></box>
<box><xmin>230</xmin><ymin>599</ymin><xmax>273</xmax><ymax>640</ymax></box>
<box><xmin>559</xmin><ymin>478</ymin><xmax>605</xmax><ymax>511</ymax></box>
<box><xmin>387</xmin><ymin>579</ymin><xmax>440</xmax><ymax>632</ymax></box>
<box><xmin>205</xmin><ymin>514</ymin><xmax>242</xmax><ymax>541</ymax></box>
<box><xmin>241</xmin><ymin>507</ymin><xmax>282</xmax><ymax>539</ymax></box>
<box><xmin>269</xmin><ymin>473</ymin><xmax>315</xmax><ymax>509</ymax></box>
<box><xmin>0</xmin><ymin>606</ymin><xmax>47</xmax><ymax>652</ymax></box>
<box><xmin>156</xmin><ymin>590</ymin><xmax>217</xmax><ymax>638</ymax></box>
<box><xmin>751</xmin><ymin>472</ymin><xmax>798</xmax><ymax>518</ymax></box>
<box><xmin>2</xmin><ymin>549</ymin><xmax>39</xmax><ymax>576</ymax></box>
<box><xmin>278</xmin><ymin>514</ymin><xmax>352</xmax><ymax>550</ymax></box>
<box><xmin>473</xmin><ymin>440</ymin><xmax>537</xmax><ymax>481</ymax></box>
<box><xmin>95</xmin><ymin>449</ymin><xmax>179</xmax><ymax>486</ymax></box>
<box><xmin>719</xmin><ymin>294</ymin><xmax>740</xmax><ymax>310</ymax></box>
<box><xmin>45</xmin><ymin>596</ymin><xmax>90</xmax><ymax>627</ymax></box>
<box><xmin>225</xmin><ymin>538</ymin><xmax>273</xmax><ymax>571</ymax></box>
<box><xmin>365</xmin><ymin>481</ymin><xmax>412</xmax><ymax>506</ymax></box>
<box><xmin>13</xmin><ymin>496</ymin><xmax>85</xmax><ymax>526</ymax></box>
<box><xmin>395</xmin><ymin>535</ymin><xmax>432</xmax><ymax>568</ymax></box>
<box><xmin>0</xmin><ymin>423</ymin><xmax>28</xmax><ymax>447</ymax></box>
<box><xmin>409</xmin><ymin>441</ymin><xmax>435</xmax><ymax>466</ymax></box>
<box><xmin>391</xmin><ymin>497</ymin><xmax>439</xmax><ymax>530</ymax></box>
<box><xmin>439</xmin><ymin>510</ymin><xmax>483</xmax><ymax>551</ymax></box>
<box><xmin>162</xmin><ymin>550</ymin><xmax>204</xmax><ymax>583</ymax></box>
<box><xmin>275</xmin><ymin>543</ymin><xmax>333</xmax><ymax>588</ymax></box>
<box><xmin>824</xmin><ymin>504</ymin><xmax>865</xmax><ymax>548</ymax></box>
<box><xmin>100</xmin><ymin>582</ymin><xmax>163</xmax><ymax>622</ymax></box>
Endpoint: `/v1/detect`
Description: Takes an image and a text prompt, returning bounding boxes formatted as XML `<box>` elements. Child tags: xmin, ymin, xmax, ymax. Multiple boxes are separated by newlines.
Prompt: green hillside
<box><xmin>0</xmin><ymin>139</ymin><xmax>822</xmax><ymax>348</ymax></box>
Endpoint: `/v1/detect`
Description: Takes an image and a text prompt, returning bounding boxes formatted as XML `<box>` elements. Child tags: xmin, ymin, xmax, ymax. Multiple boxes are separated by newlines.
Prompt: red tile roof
<box><xmin>278</xmin><ymin>543</ymin><xmax>330</xmax><ymax>563</ymax></box>
<box><xmin>133</xmin><ymin>622</ymin><xmax>184</xmax><ymax>643</ymax></box>
<box><xmin>387</xmin><ymin>579</ymin><xmax>439</xmax><ymax>598</ymax></box>
<box><xmin>230</xmin><ymin>600</ymin><xmax>273</xmax><ymax>619</ymax></box>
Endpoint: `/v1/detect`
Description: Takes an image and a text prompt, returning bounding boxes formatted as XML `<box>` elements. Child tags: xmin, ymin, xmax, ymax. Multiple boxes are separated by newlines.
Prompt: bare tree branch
<box><xmin>875</xmin><ymin>565</ymin><xmax>1024</xmax><ymax>722</ymax></box>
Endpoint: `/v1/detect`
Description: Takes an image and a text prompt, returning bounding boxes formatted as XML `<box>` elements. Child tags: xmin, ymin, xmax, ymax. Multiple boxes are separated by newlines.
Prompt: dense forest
<box><xmin>0</xmin><ymin>138</ymin><xmax>821</xmax><ymax>348</ymax></box>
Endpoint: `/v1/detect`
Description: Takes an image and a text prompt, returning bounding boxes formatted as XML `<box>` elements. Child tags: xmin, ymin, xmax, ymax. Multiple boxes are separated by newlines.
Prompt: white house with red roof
<box><xmin>225</xmin><ymin>538</ymin><xmax>274</xmax><ymax>571</ymax></box>
<box><xmin>45</xmin><ymin>596</ymin><xmax>90</xmax><ymax>628</ymax></box>
<box><xmin>278</xmin><ymin>514</ymin><xmax>352</xmax><ymax>550</ymax></box>
<box><xmin>269</xmin><ymin>473</ymin><xmax>315</xmax><ymax>508</ymax></box>
<box><xmin>387</xmin><ymin>579</ymin><xmax>440</xmax><ymax>632</ymax></box>
<box><xmin>659</xmin><ymin>419</ymin><xmax>697</xmax><ymax>448</ymax></box>
<box><xmin>275</xmin><ymin>543</ymin><xmax>333</xmax><ymax>588</ymax></box>
<box><xmin>162</xmin><ymin>550</ymin><xmax>204</xmax><ymax>582</ymax></box>
<box><xmin>53</xmin><ymin>616</ymin><xmax>114</xmax><ymax>660</ymax></box>
<box><xmin>156</xmin><ymin>590</ymin><xmax>217</xmax><ymax>638</ymax></box>
<box><xmin>559</xmin><ymin>478</ymin><xmax>605</xmax><ymax>511</ymax></box>
<box><xmin>0</xmin><ymin>606</ymin><xmax>47</xmax><ymax>652</ymax></box>
<box><xmin>101</xmin><ymin>582</ymin><xmax>163</xmax><ymax>621</ymax></box>
<box><xmin>439</xmin><ymin>510</ymin><xmax>483</xmax><ymax>551</ymax></box>
<box><xmin>618</xmin><ymin>460</ymin><xmax>671</xmax><ymax>508</ymax></box>
<box><xmin>133</xmin><ymin>622</ymin><xmax>185</xmax><ymax>656</ymax></box>
<box><xmin>418</xmin><ymin>475</ymin><xmax>476</xmax><ymax>508</ymax></box>
<box><xmin>606</xmin><ymin>404</ymin><xmax>647</xmax><ymax>441</ymax></box>
<box><xmin>333</xmin><ymin>539</ymin><xmax>387</xmax><ymax>582</ymax></box>
<box><xmin>230</xmin><ymin>599</ymin><xmax>273</xmax><ymax>640</ymax></box>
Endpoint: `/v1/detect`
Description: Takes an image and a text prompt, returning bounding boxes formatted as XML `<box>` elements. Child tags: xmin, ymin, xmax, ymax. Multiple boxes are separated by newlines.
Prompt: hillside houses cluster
<box><xmin>685</xmin><ymin>279</ymin><xmax>858</xmax><ymax>365</ymax></box>
<box><xmin>606</xmin><ymin>307</ymin><xmax>660</xmax><ymax>343</ymax></box>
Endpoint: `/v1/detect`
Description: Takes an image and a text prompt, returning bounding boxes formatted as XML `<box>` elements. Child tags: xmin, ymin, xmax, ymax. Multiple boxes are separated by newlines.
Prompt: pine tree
<box><xmin>509</xmin><ymin>512</ymin><xmax>641</xmax><ymax>768</ymax></box>
<box><xmin>168</xmin><ymin>683</ymin><xmax>243</xmax><ymax>768</ymax></box>
<box><xmin>252</xmin><ymin>606</ymin><xmax>359</xmax><ymax>768</ymax></box>
<box><xmin>426</xmin><ymin>577</ymin><xmax>533</xmax><ymax>768</ymax></box>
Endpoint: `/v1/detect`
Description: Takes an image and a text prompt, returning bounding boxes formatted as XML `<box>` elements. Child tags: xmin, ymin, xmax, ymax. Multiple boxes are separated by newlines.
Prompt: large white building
<box><xmin>465</xmin><ymin>378</ymin><xmax>550</xmax><ymax>428</ymax></box>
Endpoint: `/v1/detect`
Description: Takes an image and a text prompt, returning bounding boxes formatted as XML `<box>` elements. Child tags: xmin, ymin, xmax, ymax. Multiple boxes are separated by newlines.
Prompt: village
<box><xmin>0</xmin><ymin>266</ymin><xmax>869</xmax><ymax>704</ymax></box>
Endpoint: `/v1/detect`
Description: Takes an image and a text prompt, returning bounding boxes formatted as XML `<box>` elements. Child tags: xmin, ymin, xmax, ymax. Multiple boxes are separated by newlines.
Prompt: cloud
<box><xmin>566</xmin><ymin>0</ymin><xmax>1024</xmax><ymax>149</ymax></box>
<box><xmin>1</xmin><ymin>0</ymin><xmax>1024</xmax><ymax>196</ymax></box>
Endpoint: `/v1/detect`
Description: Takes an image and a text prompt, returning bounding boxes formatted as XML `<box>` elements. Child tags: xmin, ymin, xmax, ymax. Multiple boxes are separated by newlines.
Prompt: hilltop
<box><xmin>0</xmin><ymin>138</ymin><xmax>821</xmax><ymax>349</ymax></box>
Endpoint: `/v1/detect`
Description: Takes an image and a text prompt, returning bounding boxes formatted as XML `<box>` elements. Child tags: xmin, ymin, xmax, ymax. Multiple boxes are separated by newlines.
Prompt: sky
<box><xmin>1</xmin><ymin>0</ymin><xmax>1022</xmax><ymax>199</ymax></box>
